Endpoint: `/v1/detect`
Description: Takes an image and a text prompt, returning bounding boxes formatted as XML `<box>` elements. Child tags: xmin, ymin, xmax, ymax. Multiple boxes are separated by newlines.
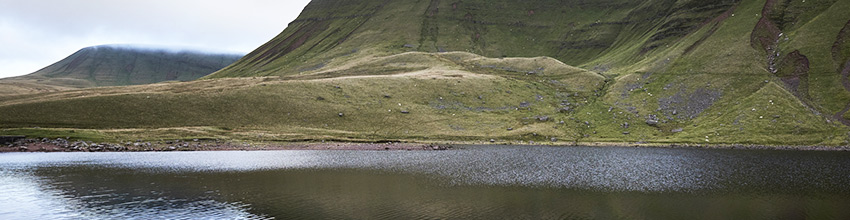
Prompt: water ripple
<box><xmin>2</xmin><ymin>146</ymin><xmax>850</xmax><ymax>193</ymax></box>
<box><xmin>2</xmin><ymin>146</ymin><xmax>850</xmax><ymax>219</ymax></box>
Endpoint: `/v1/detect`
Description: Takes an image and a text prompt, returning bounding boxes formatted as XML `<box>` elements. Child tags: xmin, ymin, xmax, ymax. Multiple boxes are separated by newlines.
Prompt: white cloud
<box><xmin>0</xmin><ymin>0</ymin><xmax>310</xmax><ymax>78</ymax></box>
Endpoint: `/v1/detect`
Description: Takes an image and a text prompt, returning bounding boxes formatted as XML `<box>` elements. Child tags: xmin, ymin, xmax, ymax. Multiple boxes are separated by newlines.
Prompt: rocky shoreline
<box><xmin>579</xmin><ymin>142</ymin><xmax>850</xmax><ymax>151</ymax></box>
<box><xmin>3</xmin><ymin>137</ymin><xmax>849</xmax><ymax>153</ymax></box>
<box><xmin>0</xmin><ymin>137</ymin><xmax>451</xmax><ymax>153</ymax></box>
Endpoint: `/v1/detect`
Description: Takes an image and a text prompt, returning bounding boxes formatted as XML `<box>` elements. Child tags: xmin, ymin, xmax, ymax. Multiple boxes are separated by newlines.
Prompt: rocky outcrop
<box><xmin>0</xmin><ymin>136</ymin><xmax>25</xmax><ymax>145</ymax></box>
<box><xmin>750</xmin><ymin>0</ymin><xmax>784</xmax><ymax>73</ymax></box>
<box><xmin>833</xmin><ymin>20</ymin><xmax>850</xmax><ymax>73</ymax></box>
<box><xmin>0</xmin><ymin>138</ymin><xmax>452</xmax><ymax>152</ymax></box>
<box><xmin>775</xmin><ymin>50</ymin><xmax>810</xmax><ymax>98</ymax></box>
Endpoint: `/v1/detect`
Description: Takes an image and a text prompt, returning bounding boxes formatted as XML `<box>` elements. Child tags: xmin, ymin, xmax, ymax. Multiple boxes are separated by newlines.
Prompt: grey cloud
<box><xmin>0</xmin><ymin>0</ymin><xmax>310</xmax><ymax>78</ymax></box>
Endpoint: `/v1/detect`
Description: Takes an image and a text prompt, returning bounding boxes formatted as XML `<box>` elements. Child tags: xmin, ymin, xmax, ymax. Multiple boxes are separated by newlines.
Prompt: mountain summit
<box><xmin>1</xmin><ymin>45</ymin><xmax>242</xmax><ymax>94</ymax></box>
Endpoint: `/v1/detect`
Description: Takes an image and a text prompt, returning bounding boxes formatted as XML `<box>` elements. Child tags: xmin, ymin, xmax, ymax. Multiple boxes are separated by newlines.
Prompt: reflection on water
<box><xmin>1</xmin><ymin>146</ymin><xmax>849</xmax><ymax>219</ymax></box>
<box><xmin>0</xmin><ymin>168</ymin><xmax>266</xmax><ymax>219</ymax></box>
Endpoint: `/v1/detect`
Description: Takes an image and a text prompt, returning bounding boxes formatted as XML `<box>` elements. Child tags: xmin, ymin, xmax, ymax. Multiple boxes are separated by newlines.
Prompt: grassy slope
<box><xmin>0</xmin><ymin>52</ymin><xmax>608</xmax><ymax>143</ymax></box>
<box><xmin>586</xmin><ymin>0</ymin><xmax>848</xmax><ymax>145</ymax></box>
<box><xmin>2</xmin><ymin>0</ymin><xmax>849</xmax><ymax>146</ymax></box>
<box><xmin>783</xmin><ymin>0</ymin><xmax>850</xmax><ymax>118</ymax></box>
<box><xmin>210</xmin><ymin>0</ymin><xmax>739</xmax><ymax>78</ymax></box>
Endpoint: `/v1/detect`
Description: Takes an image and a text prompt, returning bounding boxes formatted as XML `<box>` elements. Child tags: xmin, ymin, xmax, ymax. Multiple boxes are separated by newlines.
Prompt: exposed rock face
<box><xmin>0</xmin><ymin>136</ymin><xmax>25</xmax><ymax>144</ymax></box>
<box><xmin>834</xmin><ymin>20</ymin><xmax>850</xmax><ymax>73</ymax></box>
<box><xmin>750</xmin><ymin>0</ymin><xmax>783</xmax><ymax>71</ymax></box>
<box><xmin>833</xmin><ymin>20</ymin><xmax>850</xmax><ymax>126</ymax></box>
<box><xmin>748</xmin><ymin>0</ymin><xmax>840</xmax><ymax>109</ymax></box>
<box><xmin>776</xmin><ymin>50</ymin><xmax>810</xmax><ymax>98</ymax></box>
<box><xmin>658</xmin><ymin>88</ymin><xmax>723</xmax><ymax>121</ymax></box>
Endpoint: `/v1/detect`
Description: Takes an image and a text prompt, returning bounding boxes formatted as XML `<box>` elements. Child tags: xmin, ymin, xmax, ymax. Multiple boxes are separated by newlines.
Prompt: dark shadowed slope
<box><xmin>209</xmin><ymin>0</ymin><xmax>742</xmax><ymax>78</ymax></box>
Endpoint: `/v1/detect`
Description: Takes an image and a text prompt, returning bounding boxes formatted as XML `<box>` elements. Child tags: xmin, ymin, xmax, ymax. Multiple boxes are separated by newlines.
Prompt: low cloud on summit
<box><xmin>0</xmin><ymin>0</ymin><xmax>310</xmax><ymax>78</ymax></box>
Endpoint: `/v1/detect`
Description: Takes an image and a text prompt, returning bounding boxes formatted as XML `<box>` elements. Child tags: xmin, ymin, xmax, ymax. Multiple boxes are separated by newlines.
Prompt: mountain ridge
<box><xmin>2</xmin><ymin>0</ymin><xmax>850</xmax><ymax>147</ymax></box>
<box><xmin>0</xmin><ymin>45</ymin><xmax>242</xmax><ymax>95</ymax></box>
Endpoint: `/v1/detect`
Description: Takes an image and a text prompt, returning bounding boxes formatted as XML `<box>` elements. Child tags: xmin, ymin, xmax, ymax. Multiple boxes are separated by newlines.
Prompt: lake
<box><xmin>1</xmin><ymin>145</ymin><xmax>849</xmax><ymax>219</ymax></box>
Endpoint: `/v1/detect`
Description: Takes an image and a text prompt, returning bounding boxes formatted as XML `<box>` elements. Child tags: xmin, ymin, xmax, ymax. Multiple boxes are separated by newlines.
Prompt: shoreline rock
<box><xmin>0</xmin><ymin>138</ymin><xmax>453</xmax><ymax>153</ymax></box>
<box><xmin>2</xmin><ymin>138</ymin><xmax>848</xmax><ymax>153</ymax></box>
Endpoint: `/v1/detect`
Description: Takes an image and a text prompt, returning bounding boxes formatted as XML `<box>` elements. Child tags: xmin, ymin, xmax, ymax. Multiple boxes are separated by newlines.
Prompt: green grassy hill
<box><xmin>211</xmin><ymin>0</ymin><xmax>744</xmax><ymax>78</ymax></box>
<box><xmin>0</xmin><ymin>45</ymin><xmax>242</xmax><ymax>95</ymax></box>
<box><xmin>2</xmin><ymin>0</ymin><xmax>849</xmax><ymax>147</ymax></box>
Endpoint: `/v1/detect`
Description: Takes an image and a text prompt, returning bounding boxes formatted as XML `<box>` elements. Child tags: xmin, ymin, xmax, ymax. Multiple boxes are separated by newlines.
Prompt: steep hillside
<box><xmin>0</xmin><ymin>45</ymin><xmax>242</xmax><ymax>95</ymax></box>
<box><xmin>2</xmin><ymin>0</ymin><xmax>850</xmax><ymax>147</ymax></box>
<box><xmin>211</xmin><ymin>0</ymin><xmax>743</xmax><ymax>78</ymax></box>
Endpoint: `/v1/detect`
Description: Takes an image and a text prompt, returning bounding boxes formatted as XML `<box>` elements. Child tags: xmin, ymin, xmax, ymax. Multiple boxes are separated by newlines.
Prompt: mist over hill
<box><xmin>0</xmin><ymin>45</ymin><xmax>242</xmax><ymax>94</ymax></box>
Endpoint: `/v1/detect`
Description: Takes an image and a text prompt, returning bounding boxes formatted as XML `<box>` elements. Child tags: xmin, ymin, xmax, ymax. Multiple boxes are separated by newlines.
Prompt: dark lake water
<box><xmin>1</xmin><ymin>145</ymin><xmax>849</xmax><ymax>219</ymax></box>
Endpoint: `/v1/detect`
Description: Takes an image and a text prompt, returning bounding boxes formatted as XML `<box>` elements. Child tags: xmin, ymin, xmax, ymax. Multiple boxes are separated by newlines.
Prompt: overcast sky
<box><xmin>0</xmin><ymin>0</ymin><xmax>311</xmax><ymax>78</ymax></box>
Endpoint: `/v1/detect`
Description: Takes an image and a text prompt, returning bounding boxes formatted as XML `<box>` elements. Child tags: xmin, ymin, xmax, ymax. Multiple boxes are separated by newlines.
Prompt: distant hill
<box><xmin>1</xmin><ymin>45</ymin><xmax>242</xmax><ymax>94</ymax></box>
